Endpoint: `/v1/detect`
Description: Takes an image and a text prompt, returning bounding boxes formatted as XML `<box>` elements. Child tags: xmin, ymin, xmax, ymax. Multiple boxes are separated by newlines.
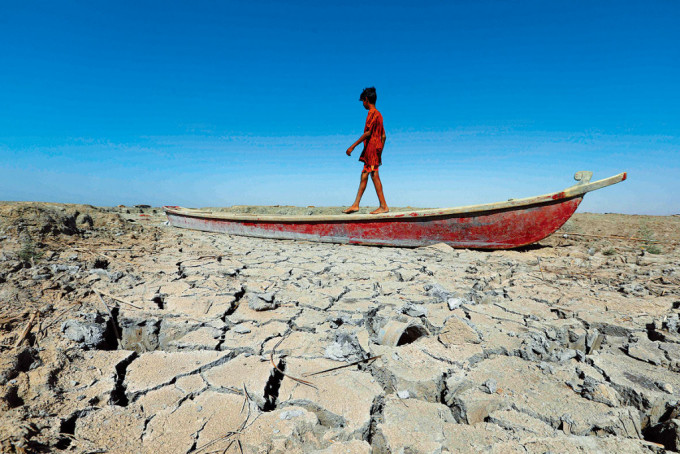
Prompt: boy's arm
<box><xmin>346</xmin><ymin>131</ymin><xmax>371</xmax><ymax>156</ymax></box>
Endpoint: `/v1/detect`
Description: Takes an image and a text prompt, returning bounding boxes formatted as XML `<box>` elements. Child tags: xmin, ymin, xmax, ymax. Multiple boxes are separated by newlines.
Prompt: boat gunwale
<box><xmin>167</xmin><ymin>194</ymin><xmax>585</xmax><ymax>225</ymax></box>
<box><xmin>163</xmin><ymin>171</ymin><xmax>626</xmax><ymax>223</ymax></box>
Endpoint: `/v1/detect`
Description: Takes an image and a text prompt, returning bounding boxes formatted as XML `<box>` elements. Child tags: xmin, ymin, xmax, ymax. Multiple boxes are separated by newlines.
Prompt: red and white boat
<box><xmin>164</xmin><ymin>171</ymin><xmax>626</xmax><ymax>249</ymax></box>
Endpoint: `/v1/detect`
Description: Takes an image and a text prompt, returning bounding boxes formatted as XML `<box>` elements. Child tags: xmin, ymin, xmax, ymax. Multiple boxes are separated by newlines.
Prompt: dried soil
<box><xmin>1</xmin><ymin>202</ymin><xmax>679</xmax><ymax>453</ymax></box>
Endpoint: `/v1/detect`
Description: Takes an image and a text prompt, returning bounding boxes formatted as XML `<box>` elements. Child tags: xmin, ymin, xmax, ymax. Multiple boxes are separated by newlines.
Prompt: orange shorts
<box><xmin>362</xmin><ymin>164</ymin><xmax>379</xmax><ymax>173</ymax></box>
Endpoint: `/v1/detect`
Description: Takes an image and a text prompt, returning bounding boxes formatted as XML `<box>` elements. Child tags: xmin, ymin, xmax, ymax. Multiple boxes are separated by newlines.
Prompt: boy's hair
<box><xmin>359</xmin><ymin>87</ymin><xmax>377</xmax><ymax>104</ymax></box>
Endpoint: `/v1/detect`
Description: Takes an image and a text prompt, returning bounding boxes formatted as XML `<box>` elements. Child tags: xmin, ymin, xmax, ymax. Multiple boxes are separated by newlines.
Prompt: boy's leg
<box><xmin>343</xmin><ymin>171</ymin><xmax>370</xmax><ymax>213</ymax></box>
<box><xmin>370</xmin><ymin>169</ymin><xmax>389</xmax><ymax>214</ymax></box>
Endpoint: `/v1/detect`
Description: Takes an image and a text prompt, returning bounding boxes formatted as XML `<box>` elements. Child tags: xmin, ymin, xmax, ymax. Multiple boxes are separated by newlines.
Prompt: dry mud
<box><xmin>1</xmin><ymin>201</ymin><xmax>679</xmax><ymax>453</ymax></box>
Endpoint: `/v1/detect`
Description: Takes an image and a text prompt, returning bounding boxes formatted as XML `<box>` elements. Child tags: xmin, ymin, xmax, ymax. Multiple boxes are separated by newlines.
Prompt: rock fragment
<box><xmin>483</xmin><ymin>378</ymin><xmax>498</xmax><ymax>394</ymax></box>
<box><xmin>247</xmin><ymin>292</ymin><xmax>279</xmax><ymax>311</ymax></box>
<box><xmin>61</xmin><ymin>314</ymin><xmax>111</xmax><ymax>350</ymax></box>
<box><xmin>399</xmin><ymin>302</ymin><xmax>427</xmax><ymax>317</ymax></box>
<box><xmin>324</xmin><ymin>332</ymin><xmax>366</xmax><ymax>362</ymax></box>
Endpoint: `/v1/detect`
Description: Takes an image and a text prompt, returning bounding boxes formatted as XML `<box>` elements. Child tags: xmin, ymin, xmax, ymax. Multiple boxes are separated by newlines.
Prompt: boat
<box><xmin>164</xmin><ymin>171</ymin><xmax>626</xmax><ymax>249</ymax></box>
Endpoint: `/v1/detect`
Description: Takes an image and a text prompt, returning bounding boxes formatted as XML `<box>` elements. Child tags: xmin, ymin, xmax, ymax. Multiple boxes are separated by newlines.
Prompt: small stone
<box><xmin>565</xmin><ymin>380</ymin><xmax>582</xmax><ymax>393</ymax></box>
<box><xmin>247</xmin><ymin>292</ymin><xmax>278</xmax><ymax>311</ymax></box>
<box><xmin>558</xmin><ymin>349</ymin><xmax>578</xmax><ymax>363</ymax></box>
<box><xmin>279</xmin><ymin>409</ymin><xmax>304</xmax><ymax>420</ymax></box>
<box><xmin>400</xmin><ymin>303</ymin><xmax>428</xmax><ymax>317</ymax></box>
<box><xmin>397</xmin><ymin>390</ymin><xmax>410</xmax><ymax>399</ymax></box>
<box><xmin>325</xmin><ymin>332</ymin><xmax>365</xmax><ymax>362</ymax></box>
<box><xmin>233</xmin><ymin>325</ymin><xmax>252</xmax><ymax>334</ymax></box>
<box><xmin>580</xmin><ymin>377</ymin><xmax>620</xmax><ymax>407</ymax></box>
<box><xmin>425</xmin><ymin>283</ymin><xmax>455</xmax><ymax>302</ymax></box>
<box><xmin>447</xmin><ymin>298</ymin><xmax>464</xmax><ymax>310</ymax></box>
<box><xmin>538</xmin><ymin>362</ymin><xmax>555</xmax><ymax>375</ymax></box>
<box><xmin>483</xmin><ymin>379</ymin><xmax>498</xmax><ymax>394</ymax></box>
<box><xmin>61</xmin><ymin>315</ymin><xmax>110</xmax><ymax>349</ymax></box>
<box><xmin>662</xmin><ymin>383</ymin><xmax>674</xmax><ymax>394</ymax></box>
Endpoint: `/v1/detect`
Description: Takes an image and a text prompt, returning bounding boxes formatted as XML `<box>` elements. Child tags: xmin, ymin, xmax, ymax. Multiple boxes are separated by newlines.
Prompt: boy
<box><xmin>343</xmin><ymin>87</ymin><xmax>389</xmax><ymax>214</ymax></box>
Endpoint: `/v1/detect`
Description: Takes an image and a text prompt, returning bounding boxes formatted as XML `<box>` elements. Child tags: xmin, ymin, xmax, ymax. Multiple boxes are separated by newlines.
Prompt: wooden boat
<box><xmin>164</xmin><ymin>171</ymin><xmax>626</xmax><ymax>249</ymax></box>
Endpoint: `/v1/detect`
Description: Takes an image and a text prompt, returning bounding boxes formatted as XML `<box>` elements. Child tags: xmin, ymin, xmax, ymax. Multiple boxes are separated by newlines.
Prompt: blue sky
<box><xmin>1</xmin><ymin>1</ymin><xmax>678</xmax><ymax>214</ymax></box>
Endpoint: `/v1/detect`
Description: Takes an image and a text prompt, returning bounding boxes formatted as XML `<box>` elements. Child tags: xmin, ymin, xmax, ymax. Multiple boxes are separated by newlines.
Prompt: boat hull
<box><xmin>166</xmin><ymin>196</ymin><xmax>582</xmax><ymax>249</ymax></box>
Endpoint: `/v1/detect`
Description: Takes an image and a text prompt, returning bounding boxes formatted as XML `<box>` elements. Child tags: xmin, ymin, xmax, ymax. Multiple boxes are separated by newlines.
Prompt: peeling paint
<box><xmin>167</xmin><ymin>197</ymin><xmax>583</xmax><ymax>249</ymax></box>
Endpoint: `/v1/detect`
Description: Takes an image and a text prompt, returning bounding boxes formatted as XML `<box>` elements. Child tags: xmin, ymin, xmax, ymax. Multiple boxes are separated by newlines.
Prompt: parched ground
<box><xmin>0</xmin><ymin>202</ymin><xmax>679</xmax><ymax>453</ymax></box>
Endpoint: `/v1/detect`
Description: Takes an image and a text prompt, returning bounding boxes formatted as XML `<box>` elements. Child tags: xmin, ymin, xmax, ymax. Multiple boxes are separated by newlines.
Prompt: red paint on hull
<box><xmin>166</xmin><ymin>197</ymin><xmax>582</xmax><ymax>249</ymax></box>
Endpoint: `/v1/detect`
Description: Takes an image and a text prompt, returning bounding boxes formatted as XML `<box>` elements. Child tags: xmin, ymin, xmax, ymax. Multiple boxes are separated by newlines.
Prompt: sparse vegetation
<box><xmin>602</xmin><ymin>248</ymin><xmax>617</xmax><ymax>256</ymax></box>
<box><xmin>638</xmin><ymin>222</ymin><xmax>663</xmax><ymax>255</ymax></box>
<box><xmin>645</xmin><ymin>244</ymin><xmax>663</xmax><ymax>255</ymax></box>
<box><xmin>17</xmin><ymin>238</ymin><xmax>43</xmax><ymax>264</ymax></box>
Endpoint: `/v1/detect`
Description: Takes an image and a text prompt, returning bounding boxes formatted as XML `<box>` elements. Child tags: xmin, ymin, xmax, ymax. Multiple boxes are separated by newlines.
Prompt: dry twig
<box><xmin>0</xmin><ymin>312</ymin><xmax>28</xmax><ymax>327</ymax></box>
<box><xmin>536</xmin><ymin>256</ymin><xmax>545</xmax><ymax>281</ymax></box>
<box><xmin>269</xmin><ymin>337</ymin><xmax>318</xmax><ymax>389</ymax></box>
<box><xmin>14</xmin><ymin>311</ymin><xmax>39</xmax><ymax>348</ymax></box>
<box><xmin>191</xmin><ymin>384</ymin><xmax>259</xmax><ymax>454</ymax></box>
<box><xmin>302</xmin><ymin>355</ymin><xmax>382</xmax><ymax>377</ymax></box>
<box><xmin>93</xmin><ymin>288</ymin><xmax>143</xmax><ymax>309</ymax></box>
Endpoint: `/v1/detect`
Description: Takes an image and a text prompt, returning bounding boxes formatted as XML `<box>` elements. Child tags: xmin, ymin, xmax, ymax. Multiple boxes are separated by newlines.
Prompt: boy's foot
<box><xmin>343</xmin><ymin>207</ymin><xmax>359</xmax><ymax>214</ymax></box>
<box><xmin>370</xmin><ymin>206</ymin><xmax>389</xmax><ymax>214</ymax></box>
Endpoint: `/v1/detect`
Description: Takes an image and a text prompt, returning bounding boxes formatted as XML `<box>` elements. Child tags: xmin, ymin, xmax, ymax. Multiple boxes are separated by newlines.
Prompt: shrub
<box><xmin>638</xmin><ymin>222</ymin><xmax>663</xmax><ymax>255</ymax></box>
<box><xmin>18</xmin><ymin>239</ymin><xmax>43</xmax><ymax>264</ymax></box>
<box><xmin>645</xmin><ymin>244</ymin><xmax>662</xmax><ymax>255</ymax></box>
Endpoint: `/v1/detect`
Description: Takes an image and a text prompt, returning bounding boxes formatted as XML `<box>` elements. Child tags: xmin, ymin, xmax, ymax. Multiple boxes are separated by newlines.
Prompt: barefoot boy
<box><xmin>343</xmin><ymin>87</ymin><xmax>389</xmax><ymax>214</ymax></box>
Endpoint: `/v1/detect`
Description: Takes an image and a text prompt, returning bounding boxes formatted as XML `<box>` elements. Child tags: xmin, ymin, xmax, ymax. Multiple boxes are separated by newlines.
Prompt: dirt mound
<box><xmin>0</xmin><ymin>204</ymin><xmax>79</xmax><ymax>237</ymax></box>
<box><xmin>0</xmin><ymin>203</ymin><xmax>131</xmax><ymax>241</ymax></box>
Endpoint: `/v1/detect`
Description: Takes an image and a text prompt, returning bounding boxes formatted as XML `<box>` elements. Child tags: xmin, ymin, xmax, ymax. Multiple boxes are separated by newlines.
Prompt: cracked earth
<box><xmin>1</xmin><ymin>202</ymin><xmax>679</xmax><ymax>453</ymax></box>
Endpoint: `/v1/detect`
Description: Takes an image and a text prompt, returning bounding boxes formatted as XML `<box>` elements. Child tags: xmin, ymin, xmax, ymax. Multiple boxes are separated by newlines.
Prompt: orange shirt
<box><xmin>359</xmin><ymin>108</ymin><xmax>385</xmax><ymax>167</ymax></box>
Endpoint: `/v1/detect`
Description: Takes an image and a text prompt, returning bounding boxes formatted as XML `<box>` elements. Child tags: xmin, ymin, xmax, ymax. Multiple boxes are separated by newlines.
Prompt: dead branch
<box><xmin>302</xmin><ymin>355</ymin><xmax>382</xmax><ymax>377</ymax></box>
<box><xmin>269</xmin><ymin>337</ymin><xmax>318</xmax><ymax>389</ymax></box>
<box><xmin>0</xmin><ymin>312</ymin><xmax>28</xmax><ymax>326</ymax></box>
<box><xmin>177</xmin><ymin>255</ymin><xmax>224</xmax><ymax>267</ymax></box>
<box><xmin>193</xmin><ymin>255</ymin><xmax>223</xmax><ymax>262</ymax></box>
<box><xmin>93</xmin><ymin>288</ymin><xmax>143</xmax><ymax>309</ymax></box>
<box><xmin>14</xmin><ymin>311</ymin><xmax>39</xmax><ymax>348</ymax></box>
<box><xmin>95</xmin><ymin>248</ymin><xmax>134</xmax><ymax>252</ymax></box>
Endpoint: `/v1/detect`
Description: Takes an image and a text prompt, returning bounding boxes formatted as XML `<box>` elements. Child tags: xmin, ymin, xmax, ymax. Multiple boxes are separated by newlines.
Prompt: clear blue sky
<box><xmin>1</xmin><ymin>1</ymin><xmax>678</xmax><ymax>214</ymax></box>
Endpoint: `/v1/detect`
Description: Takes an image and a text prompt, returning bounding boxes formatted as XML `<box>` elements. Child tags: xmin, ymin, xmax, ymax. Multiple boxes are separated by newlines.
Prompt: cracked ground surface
<box><xmin>1</xmin><ymin>202</ymin><xmax>679</xmax><ymax>453</ymax></box>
